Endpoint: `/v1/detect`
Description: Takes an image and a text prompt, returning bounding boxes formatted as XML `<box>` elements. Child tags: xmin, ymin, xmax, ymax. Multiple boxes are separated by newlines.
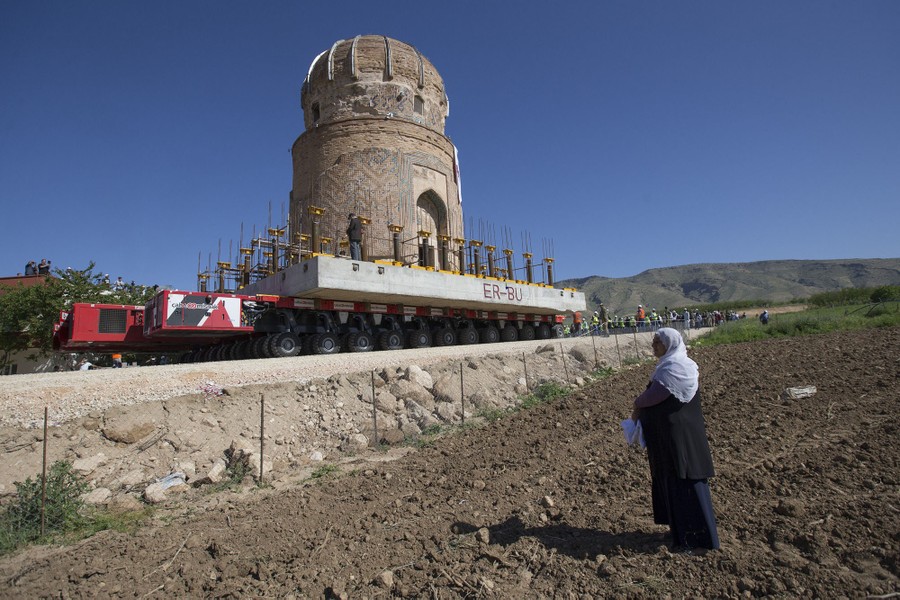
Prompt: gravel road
<box><xmin>0</xmin><ymin>332</ymin><xmax>659</xmax><ymax>428</ymax></box>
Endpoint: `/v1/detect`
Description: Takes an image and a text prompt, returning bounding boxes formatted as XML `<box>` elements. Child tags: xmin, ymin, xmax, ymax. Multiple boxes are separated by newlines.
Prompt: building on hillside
<box><xmin>290</xmin><ymin>35</ymin><xmax>463</xmax><ymax>267</ymax></box>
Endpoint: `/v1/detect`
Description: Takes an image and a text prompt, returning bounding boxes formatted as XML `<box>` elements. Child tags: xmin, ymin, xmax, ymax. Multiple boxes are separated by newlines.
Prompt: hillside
<box><xmin>560</xmin><ymin>258</ymin><xmax>900</xmax><ymax>315</ymax></box>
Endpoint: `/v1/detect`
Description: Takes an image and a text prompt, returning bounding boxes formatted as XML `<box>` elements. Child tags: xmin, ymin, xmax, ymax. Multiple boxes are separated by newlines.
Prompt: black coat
<box><xmin>346</xmin><ymin>217</ymin><xmax>362</xmax><ymax>242</ymax></box>
<box><xmin>640</xmin><ymin>389</ymin><xmax>715</xmax><ymax>480</ymax></box>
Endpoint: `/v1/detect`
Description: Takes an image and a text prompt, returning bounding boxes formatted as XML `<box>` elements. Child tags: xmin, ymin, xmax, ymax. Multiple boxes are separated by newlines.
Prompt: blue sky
<box><xmin>2</xmin><ymin>1</ymin><xmax>898</xmax><ymax>288</ymax></box>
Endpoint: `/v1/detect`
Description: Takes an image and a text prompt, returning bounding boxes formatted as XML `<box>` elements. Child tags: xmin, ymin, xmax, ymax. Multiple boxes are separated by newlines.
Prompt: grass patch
<box><xmin>692</xmin><ymin>301</ymin><xmax>900</xmax><ymax>347</ymax></box>
<box><xmin>205</xmin><ymin>457</ymin><xmax>254</xmax><ymax>493</ymax></box>
<box><xmin>78</xmin><ymin>507</ymin><xmax>153</xmax><ymax>537</ymax></box>
<box><xmin>590</xmin><ymin>366</ymin><xmax>615</xmax><ymax>380</ymax></box>
<box><xmin>309</xmin><ymin>464</ymin><xmax>340</xmax><ymax>480</ymax></box>
<box><xmin>0</xmin><ymin>460</ymin><xmax>151</xmax><ymax>556</ymax></box>
<box><xmin>521</xmin><ymin>381</ymin><xmax>569</xmax><ymax>409</ymax></box>
<box><xmin>475</xmin><ymin>407</ymin><xmax>512</xmax><ymax>423</ymax></box>
<box><xmin>409</xmin><ymin>423</ymin><xmax>452</xmax><ymax>448</ymax></box>
<box><xmin>420</xmin><ymin>423</ymin><xmax>445</xmax><ymax>436</ymax></box>
<box><xmin>621</xmin><ymin>356</ymin><xmax>647</xmax><ymax>367</ymax></box>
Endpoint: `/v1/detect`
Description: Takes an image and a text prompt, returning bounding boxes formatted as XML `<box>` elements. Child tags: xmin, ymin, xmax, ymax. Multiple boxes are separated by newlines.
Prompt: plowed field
<box><xmin>2</xmin><ymin>327</ymin><xmax>898</xmax><ymax>598</ymax></box>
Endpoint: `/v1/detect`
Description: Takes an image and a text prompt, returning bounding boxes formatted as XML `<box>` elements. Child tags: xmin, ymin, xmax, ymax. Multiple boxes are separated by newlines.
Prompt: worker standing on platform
<box><xmin>347</xmin><ymin>213</ymin><xmax>362</xmax><ymax>260</ymax></box>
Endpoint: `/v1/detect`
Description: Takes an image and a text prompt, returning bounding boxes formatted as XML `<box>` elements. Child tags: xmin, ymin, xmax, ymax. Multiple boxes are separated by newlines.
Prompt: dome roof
<box><xmin>300</xmin><ymin>35</ymin><xmax>449</xmax><ymax>134</ymax></box>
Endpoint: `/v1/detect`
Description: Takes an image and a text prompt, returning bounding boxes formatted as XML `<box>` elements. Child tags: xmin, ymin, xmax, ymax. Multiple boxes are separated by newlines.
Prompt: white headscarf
<box><xmin>651</xmin><ymin>328</ymin><xmax>699</xmax><ymax>403</ymax></box>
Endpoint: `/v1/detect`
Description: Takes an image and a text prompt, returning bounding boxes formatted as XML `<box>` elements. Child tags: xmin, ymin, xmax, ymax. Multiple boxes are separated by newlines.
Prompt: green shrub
<box><xmin>0</xmin><ymin>461</ymin><xmax>88</xmax><ymax>553</ymax></box>
<box><xmin>870</xmin><ymin>286</ymin><xmax>900</xmax><ymax>303</ymax></box>
<box><xmin>807</xmin><ymin>286</ymin><xmax>895</xmax><ymax>308</ymax></box>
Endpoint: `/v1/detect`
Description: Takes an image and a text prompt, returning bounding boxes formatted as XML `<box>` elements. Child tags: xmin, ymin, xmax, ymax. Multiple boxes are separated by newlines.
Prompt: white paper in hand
<box><xmin>620</xmin><ymin>418</ymin><xmax>646</xmax><ymax>448</ymax></box>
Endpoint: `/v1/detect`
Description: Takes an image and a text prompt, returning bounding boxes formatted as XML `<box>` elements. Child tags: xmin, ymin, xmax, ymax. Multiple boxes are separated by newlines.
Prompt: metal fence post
<box><xmin>259</xmin><ymin>394</ymin><xmax>265</xmax><ymax>484</ymax></box>
<box><xmin>41</xmin><ymin>406</ymin><xmax>48</xmax><ymax>537</ymax></box>
<box><xmin>460</xmin><ymin>362</ymin><xmax>465</xmax><ymax>425</ymax></box>
<box><xmin>522</xmin><ymin>351</ymin><xmax>529</xmax><ymax>392</ymax></box>
<box><xmin>371</xmin><ymin>370</ymin><xmax>378</xmax><ymax>445</ymax></box>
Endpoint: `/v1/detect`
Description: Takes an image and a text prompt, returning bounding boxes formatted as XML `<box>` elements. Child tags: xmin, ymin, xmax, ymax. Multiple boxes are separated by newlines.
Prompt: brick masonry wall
<box><xmin>289</xmin><ymin>36</ymin><xmax>462</xmax><ymax>267</ymax></box>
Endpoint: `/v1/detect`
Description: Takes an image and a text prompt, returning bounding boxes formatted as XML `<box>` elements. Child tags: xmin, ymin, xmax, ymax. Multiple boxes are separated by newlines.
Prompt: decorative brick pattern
<box><xmin>290</xmin><ymin>36</ymin><xmax>462</xmax><ymax>267</ymax></box>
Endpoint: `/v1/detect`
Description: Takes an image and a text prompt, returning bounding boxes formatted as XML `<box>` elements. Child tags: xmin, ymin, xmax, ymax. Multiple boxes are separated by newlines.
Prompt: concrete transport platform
<box><xmin>244</xmin><ymin>256</ymin><xmax>586</xmax><ymax>316</ymax></box>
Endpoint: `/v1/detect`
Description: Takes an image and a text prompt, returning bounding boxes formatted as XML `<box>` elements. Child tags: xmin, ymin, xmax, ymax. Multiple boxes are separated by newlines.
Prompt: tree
<box><xmin>0</xmin><ymin>264</ymin><xmax>156</xmax><ymax>368</ymax></box>
<box><xmin>870</xmin><ymin>285</ymin><xmax>900</xmax><ymax>304</ymax></box>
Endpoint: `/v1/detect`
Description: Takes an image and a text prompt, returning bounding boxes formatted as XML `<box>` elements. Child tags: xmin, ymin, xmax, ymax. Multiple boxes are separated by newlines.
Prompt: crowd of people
<box><xmin>564</xmin><ymin>304</ymin><xmax>751</xmax><ymax>336</ymax></box>
<box><xmin>21</xmin><ymin>258</ymin><xmax>53</xmax><ymax>276</ymax></box>
<box><xmin>20</xmin><ymin>260</ymin><xmax>124</xmax><ymax>289</ymax></box>
<box><xmin>16</xmin><ymin>259</ymin><xmax>160</xmax><ymax>298</ymax></box>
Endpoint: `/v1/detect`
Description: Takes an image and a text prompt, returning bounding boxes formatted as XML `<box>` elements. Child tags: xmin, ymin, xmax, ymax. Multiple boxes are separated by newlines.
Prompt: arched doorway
<box><xmin>415</xmin><ymin>190</ymin><xmax>446</xmax><ymax>236</ymax></box>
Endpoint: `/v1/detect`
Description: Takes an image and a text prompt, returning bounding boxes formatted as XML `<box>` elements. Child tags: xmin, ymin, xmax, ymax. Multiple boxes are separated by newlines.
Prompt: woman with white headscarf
<box><xmin>632</xmin><ymin>327</ymin><xmax>719</xmax><ymax>552</ymax></box>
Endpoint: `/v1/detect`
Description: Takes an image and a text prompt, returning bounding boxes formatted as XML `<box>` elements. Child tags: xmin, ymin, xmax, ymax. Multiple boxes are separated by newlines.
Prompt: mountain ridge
<box><xmin>558</xmin><ymin>258</ymin><xmax>900</xmax><ymax>315</ymax></box>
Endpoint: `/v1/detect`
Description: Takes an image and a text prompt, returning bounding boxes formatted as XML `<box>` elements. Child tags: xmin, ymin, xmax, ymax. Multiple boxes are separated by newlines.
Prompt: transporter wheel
<box><xmin>407</xmin><ymin>329</ymin><xmax>432</xmax><ymax>349</ymax></box>
<box><xmin>346</xmin><ymin>332</ymin><xmax>375</xmax><ymax>352</ymax></box>
<box><xmin>377</xmin><ymin>330</ymin><xmax>404</xmax><ymax>351</ymax></box>
<box><xmin>433</xmin><ymin>327</ymin><xmax>456</xmax><ymax>347</ymax></box>
<box><xmin>536</xmin><ymin>323</ymin><xmax>551</xmax><ymax>339</ymax></box>
<box><xmin>519</xmin><ymin>325</ymin><xmax>536</xmax><ymax>341</ymax></box>
<box><xmin>258</xmin><ymin>335</ymin><xmax>272</xmax><ymax>358</ymax></box>
<box><xmin>219</xmin><ymin>342</ymin><xmax>234</xmax><ymax>360</ymax></box>
<box><xmin>250</xmin><ymin>337</ymin><xmax>268</xmax><ymax>359</ymax></box>
<box><xmin>309</xmin><ymin>333</ymin><xmax>340</xmax><ymax>355</ymax></box>
<box><xmin>271</xmin><ymin>332</ymin><xmax>301</xmax><ymax>357</ymax></box>
<box><xmin>551</xmin><ymin>324</ymin><xmax>565</xmax><ymax>338</ymax></box>
<box><xmin>500</xmin><ymin>324</ymin><xmax>519</xmax><ymax>342</ymax></box>
<box><xmin>479</xmin><ymin>326</ymin><xmax>500</xmax><ymax>344</ymax></box>
<box><xmin>457</xmin><ymin>327</ymin><xmax>479</xmax><ymax>345</ymax></box>
<box><xmin>236</xmin><ymin>339</ymin><xmax>253</xmax><ymax>360</ymax></box>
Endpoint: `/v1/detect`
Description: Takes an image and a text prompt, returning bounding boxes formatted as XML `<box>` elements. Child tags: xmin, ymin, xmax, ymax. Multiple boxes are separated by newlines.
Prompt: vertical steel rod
<box><xmin>459</xmin><ymin>363</ymin><xmax>465</xmax><ymax>424</ymax></box>
<box><xmin>590</xmin><ymin>330</ymin><xmax>600</xmax><ymax>370</ymax></box>
<box><xmin>259</xmin><ymin>394</ymin><xmax>265</xmax><ymax>484</ymax></box>
<box><xmin>40</xmin><ymin>406</ymin><xmax>48</xmax><ymax>537</ymax></box>
<box><xmin>522</xmin><ymin>352</ymin><xmax>529</xmax><ymax>393</ymax></box>
<box><xmin>560</xmin><ymin>344</ymin><xmax>570</xmax><ymax>384</ymax></box>
<box><xmin>371</xmin><ymin>370</ymin><xmax>378</xmax><ymax>444</ymax></box>
<box><xmin>615</xmin><ymin>332</ymin><xmax>623</xmax><ymax>369</ymax></box>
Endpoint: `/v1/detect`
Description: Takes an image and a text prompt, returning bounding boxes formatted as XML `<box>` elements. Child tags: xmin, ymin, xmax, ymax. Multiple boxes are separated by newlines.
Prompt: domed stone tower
<box><xmin>289</xmin><ymin>35</ymin><xmax>463</xmax><ymax>266</ymax></box>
